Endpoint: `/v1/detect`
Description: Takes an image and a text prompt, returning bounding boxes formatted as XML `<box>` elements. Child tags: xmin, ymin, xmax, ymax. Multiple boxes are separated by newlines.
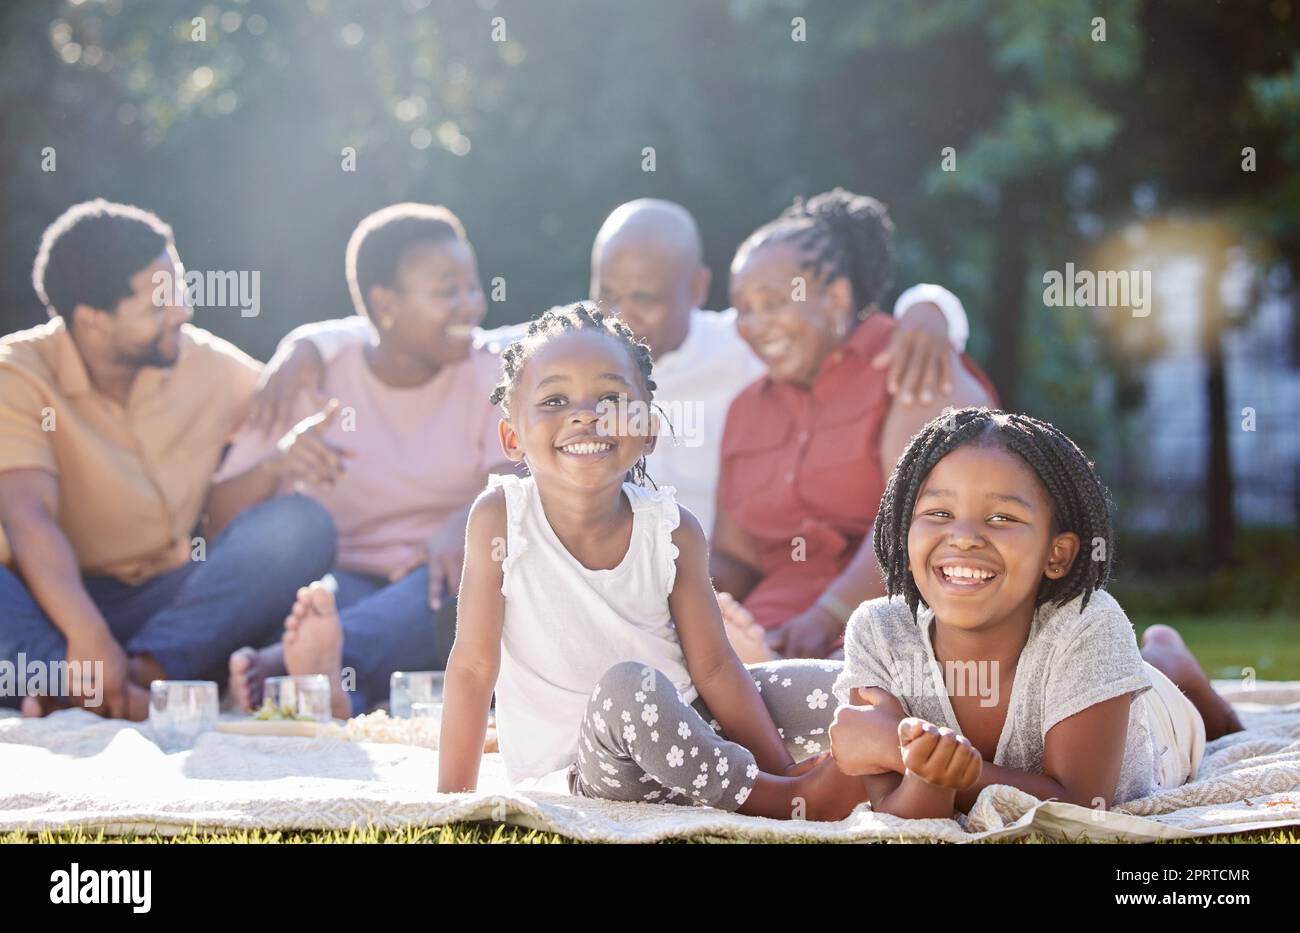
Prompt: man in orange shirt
<box><xmin>0</xmin><ymin>200</ymin><xmax>336</xmax><ymax>720</ymax></box>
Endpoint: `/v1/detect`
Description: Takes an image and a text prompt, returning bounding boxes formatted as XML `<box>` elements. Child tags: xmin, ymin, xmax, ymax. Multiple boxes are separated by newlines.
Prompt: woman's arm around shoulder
<box><xmin>879</xmin><ymin>352</ymin><xmax>993</xmax><ymax>476</ymax></box>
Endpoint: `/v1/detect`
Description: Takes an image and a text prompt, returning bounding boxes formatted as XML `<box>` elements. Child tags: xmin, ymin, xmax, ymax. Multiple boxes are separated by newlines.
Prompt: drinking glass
<box><xmin>149</xmin><ymin>680</ymin><xmax>219</xmax><ymax>752</ymax></box>
<box><xmin>389</xmin><ymin>671</ymin><xmax>444</xmax><ymax>719</ymax></box>
<box><xmin>262</xmin><ymin>674</ymin><xmax>332</xmax><ymax>722</ymax></box>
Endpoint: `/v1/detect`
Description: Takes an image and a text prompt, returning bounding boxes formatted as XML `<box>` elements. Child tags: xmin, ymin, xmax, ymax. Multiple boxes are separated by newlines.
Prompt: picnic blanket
<box><xmin>2</xmin><ymin>680</ymin><xmax>1299</xmax><ymax>843</ymax></box>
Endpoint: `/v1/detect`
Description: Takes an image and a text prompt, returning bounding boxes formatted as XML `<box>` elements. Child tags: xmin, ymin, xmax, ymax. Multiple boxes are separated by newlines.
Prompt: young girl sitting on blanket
<box><xmin>827</xmin><ymin>407</ymin><xmax>1243</xmax><ymax>819</ymax></box>
<box><xmin>436</xmin><ymin>302</ymin><xmax>867</xmax><ymax>819</ymax></box>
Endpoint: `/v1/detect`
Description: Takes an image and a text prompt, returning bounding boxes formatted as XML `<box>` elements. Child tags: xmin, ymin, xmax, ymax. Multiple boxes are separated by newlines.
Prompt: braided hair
<box><xmin>489</xmin><ymin>302</ymin><xmax>659</xmax><ymax>485</ymax></box>
<box><xmin>874</xmin><ymin>408</ymin><xmax>1115</xmax><ymax>616</ymax></box>
<box><xmin>741</xmin><ymin>187</ymin><xmax>895</xmax><ymax>317</ymax></box>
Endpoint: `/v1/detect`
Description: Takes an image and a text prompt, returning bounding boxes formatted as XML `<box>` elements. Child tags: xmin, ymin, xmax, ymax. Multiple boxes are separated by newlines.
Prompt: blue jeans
<box><xmin>331</xmin><ymin>567</ymin><xmax>456</xmax><ymax>716</ymax></box>
<box><xmin>0</xmin><ymin>495</ymin><xmax>337</xmax><ymax>709</ymax></box>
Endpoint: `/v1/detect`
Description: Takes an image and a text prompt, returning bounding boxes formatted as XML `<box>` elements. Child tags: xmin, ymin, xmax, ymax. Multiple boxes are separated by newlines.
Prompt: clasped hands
<box><xmin>829</xmin><ymin>686</ymin><xmax>982</xmax><ymax>792</ymax></box>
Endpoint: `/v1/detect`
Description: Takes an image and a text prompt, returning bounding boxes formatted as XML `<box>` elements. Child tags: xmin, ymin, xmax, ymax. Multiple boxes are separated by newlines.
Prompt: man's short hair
<box><xmin>32</xmin><ymin>198</ymin><xmax>174</xmax><ymax>318</ymax></box>
<box><xmin>345</xmin><ymin>203</ymin><xmax>467</xmax><ymax>318</ymax></box>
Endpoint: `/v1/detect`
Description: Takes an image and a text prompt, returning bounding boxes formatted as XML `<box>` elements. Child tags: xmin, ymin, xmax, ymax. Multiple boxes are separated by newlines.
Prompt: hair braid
<box><xmin>743</xmin><ymin>187</ymin><xmax>895</xmax><ymax>317</ymax></box>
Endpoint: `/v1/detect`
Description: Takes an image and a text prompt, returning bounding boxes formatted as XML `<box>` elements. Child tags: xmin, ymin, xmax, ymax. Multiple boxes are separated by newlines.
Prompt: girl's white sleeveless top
<box><xmin>488</xmin><ymin>473</ymin><xmax>697</xmax><ymax>784</ymax></box>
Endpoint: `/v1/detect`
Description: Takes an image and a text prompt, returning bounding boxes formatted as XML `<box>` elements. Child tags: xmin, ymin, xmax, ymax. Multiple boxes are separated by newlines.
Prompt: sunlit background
<box><xmin>1</xmin><ymin>0</ymin><xmax>1297</xmax><ymax>668</ymax></box>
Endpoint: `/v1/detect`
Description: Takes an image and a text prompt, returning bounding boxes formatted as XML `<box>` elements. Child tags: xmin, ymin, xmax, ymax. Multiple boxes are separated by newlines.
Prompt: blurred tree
<box><xmin>2</xmin><ymin>0</ymin><xmax>1299</xmax><ymax>571</ymax></box>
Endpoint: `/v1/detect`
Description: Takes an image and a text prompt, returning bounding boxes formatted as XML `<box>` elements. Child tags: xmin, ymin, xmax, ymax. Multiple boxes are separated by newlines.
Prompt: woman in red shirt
<box><xmin>711</xmin><ymin>189</ymin><xmax>997</xmax><ymax>660</ymax></box>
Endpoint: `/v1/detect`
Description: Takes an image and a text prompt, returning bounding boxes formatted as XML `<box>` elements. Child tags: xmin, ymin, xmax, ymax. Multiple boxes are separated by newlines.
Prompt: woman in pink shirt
<box><xmin>208</xmin><ymin>204</ymin><xmax>512</xmax><ymax>716</ymax></box>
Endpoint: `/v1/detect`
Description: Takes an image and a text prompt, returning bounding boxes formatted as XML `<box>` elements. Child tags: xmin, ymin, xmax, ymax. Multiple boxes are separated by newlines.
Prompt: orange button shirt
<box><xmin>718</xmin><ymin>312</ymin><xmax>997</xmax><ymax>630</ymax></box>
<box><xmin>0</xmin><ymin>318</ymin><xmax>260</xmax><ymax>583</ymax></box>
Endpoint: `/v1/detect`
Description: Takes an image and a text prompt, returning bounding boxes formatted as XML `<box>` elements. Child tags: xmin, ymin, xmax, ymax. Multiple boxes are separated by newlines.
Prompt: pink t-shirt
<box><xmin>216</xmin><ymin>342</ymin><xmax>507</xmax><ymax>578</ymax></box>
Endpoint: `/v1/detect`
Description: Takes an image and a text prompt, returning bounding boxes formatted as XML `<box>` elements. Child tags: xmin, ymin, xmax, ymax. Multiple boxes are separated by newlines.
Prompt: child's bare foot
<box><xmin>228</xmin><ymin>643</ymin><xmax>285</xmax><ymax>712</ymax></box>
<box><xmin>1141</xmin><ymin>624</ymin><xmax>1244</xmax><ymax>740</ymax></box>
<box><xmin>737</xmin><ymin>756</ymin><xmax>870</xmax><ymax>822</ymax></box>
<box><xmin>282</xmin><ymin>582</ymin><xmax>352</xmax><ymax>719</ymax></box>
<box><xmin>791</xmin><ymin>755</ymin><xmax>873</xmax><ymax>821</ymax></box>
<box><xmin>718</xmin><ymin>592</ymin><xmax>779</xmax><ymax>664</ymax></box>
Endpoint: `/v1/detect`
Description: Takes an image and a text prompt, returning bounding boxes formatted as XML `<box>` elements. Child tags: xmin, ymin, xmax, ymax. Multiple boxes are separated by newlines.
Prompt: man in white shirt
<box><xmin>249</xmin><ymin>199</ymin><xmax>973</xmax><ymax>540</ymax></box>
<box><xmin>585</xmin><ymin>199</ymin><xmax>972</xmax><ymax>534</ymax></box>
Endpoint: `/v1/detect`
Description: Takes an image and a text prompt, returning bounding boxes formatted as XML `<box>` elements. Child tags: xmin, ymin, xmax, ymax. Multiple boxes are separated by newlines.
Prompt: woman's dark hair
<box><xmin>874</xmin><ymin>407</ymin><xmax>1115</xmax><ymax>615</ymax></box>
<box><xmin>742</xmin><ymin>187</ymin><xmax>895</xmax><ymax>315</ymax></box>
<box><xmin>345</xmin><ymin>202</ymin><xmax>467</xmax><ymax>319</ymax></box>
<box><xmin>32</xmin><ymin>199</ymin><xmax>174</xmax><ymax>319</ymax></box>
<box><xmin>489</xmin><ymin>302</ymin><xmax>658</xmax><ymax>484</ymax></box>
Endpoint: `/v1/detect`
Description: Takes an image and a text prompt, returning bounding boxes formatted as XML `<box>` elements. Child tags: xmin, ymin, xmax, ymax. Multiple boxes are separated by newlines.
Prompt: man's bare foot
<box><xmin>124</xmin><ymin>682</ymin><xmax>151</xmax><ymax>722</ymax></box>
<box><xmin>228</xmin><ymin>644</ymin><xmax>286</xmax><ymax>712</ymax></box>
<box><xmin>20</xmin><ymin>684</ymin><xmax>148</xmax><ymax>721</ymax></box>
<box><xmin>20</xmin><ymin>695</ymin><xmax>65</xmax><ymax>717</ymax></box>
<box><xmin>126</xmin><ymin>653</ymin><xmax>167</xmax><ymax>690</ymax></box>
<box><xmin>282</xmin><ymin>582</ymin><xmax>352</xmax><ymax>719</ymax></box>
<box><xmin>718</xmin><ymin>592</ymin><xmax>779</xmax><ymax>664</ymax></box>
<box><xmin>1141</xmin><ymin>624</ymin><xmax>1244</xmax><ymax>740</ymax></box>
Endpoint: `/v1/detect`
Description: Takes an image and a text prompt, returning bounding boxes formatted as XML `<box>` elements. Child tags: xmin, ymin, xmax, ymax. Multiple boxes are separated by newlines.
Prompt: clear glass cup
<box><xmin>262</xmin><ymin>674</ymin><xmax>332</xmax><ymax>722</ymax></box>
<box><xmin>410</xmin><ymin>700</ymin><xmax>443</xmax><ymax>721</ymax></box>
<box><xmin>149</xmin><ymin>680</ymin><xmax>219</xmax><ymax>752</ymax></box>
<box><xmin>389</xmin><ymin>671</ymin><xmax>444</xmax><ymax>719</ymax></box>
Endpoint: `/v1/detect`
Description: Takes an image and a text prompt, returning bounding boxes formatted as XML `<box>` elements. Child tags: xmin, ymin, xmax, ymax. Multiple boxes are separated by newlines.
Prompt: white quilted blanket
<box><xmin>2</xmin><ymin>680</ymin><xmax>1298</xmax><ymax>843</ymax></box>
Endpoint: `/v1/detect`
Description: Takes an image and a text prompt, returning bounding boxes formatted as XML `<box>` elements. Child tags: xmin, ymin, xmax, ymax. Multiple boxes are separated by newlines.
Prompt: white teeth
<box><xmin>759</xmin><ymin>338</ymin><xmax>792</xmax><ymax>358</ymax></box>
<box><xmin>445</xmin><ymin>325</ymin><xmax>475</xmax><ymax>338</ymax></box>
<box><xmin>940</xmin><ymin>566</ymin><xmax>996</xmax><ymax>581</ymax></box>
<box><xmin>561</xmin><ymin>442</ymin><xmax>613</xmax><ymax>455</ymax></box>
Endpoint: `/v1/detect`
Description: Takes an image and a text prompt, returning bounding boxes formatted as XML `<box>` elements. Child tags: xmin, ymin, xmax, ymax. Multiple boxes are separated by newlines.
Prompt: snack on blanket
<box><xmin>321</xmin><ymin>708</ymin><xmax>498</xmax><ymax>753</ymax></box>
<box><xmin>251</xmin><ymin>702</ymin><xmax>309</xmax><ymax>722</ymax></box>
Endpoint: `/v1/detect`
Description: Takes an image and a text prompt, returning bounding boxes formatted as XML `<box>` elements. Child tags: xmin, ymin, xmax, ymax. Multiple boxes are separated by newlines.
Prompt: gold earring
<box><xmin>380</xmin><ymin>316</ymin><xmax>394</xmax><ymax>330</ymax></box>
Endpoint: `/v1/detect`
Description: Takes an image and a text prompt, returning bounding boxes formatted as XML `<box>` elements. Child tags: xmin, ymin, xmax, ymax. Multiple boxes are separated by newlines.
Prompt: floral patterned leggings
<box><xmin>567</xmin><ymin>658</ymin><xmax>843</xmax><ymax>810</ymax></box>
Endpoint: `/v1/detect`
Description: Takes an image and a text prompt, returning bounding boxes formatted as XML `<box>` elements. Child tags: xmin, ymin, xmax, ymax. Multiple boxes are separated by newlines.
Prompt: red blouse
<box><xmin>717</xmin><ymin>312</ymin><xmax>996</xmax><ymax>630</ymax></box>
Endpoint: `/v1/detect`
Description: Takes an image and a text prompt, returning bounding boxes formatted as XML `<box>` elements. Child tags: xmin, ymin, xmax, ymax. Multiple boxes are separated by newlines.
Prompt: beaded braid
<box><xmin>489</xmin><ymin>301</ymin><xmax>659</xmax><ymax>486</ymax></box>
<box><xmin>873</xmin><ymin>408</ymin><xmax>1115</xmax><ymax>616</ymax></box>
<box><xmin>745</xmin><ymin>187</ymin><xmax>895</xmax><ymax>316</ymax></box>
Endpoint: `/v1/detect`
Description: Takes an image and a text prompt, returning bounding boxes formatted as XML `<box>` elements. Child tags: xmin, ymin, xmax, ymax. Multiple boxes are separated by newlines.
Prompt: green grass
<box><xmin>2</xmin><ymin>825</ymin><xmax>1297</xmax><ymax>844</ymax></box>
<box><xmin>4</xmin><ymin>614</ymin><xmax>1295</xmax><ymax>844</ymax></box>
<box><xmin>2</xmin><ymin>825</ymin><xmax>575</xmax><ymax>845</ymax></box>
<box><xmin>1134</xmin><ymin>613</ymin><xmax>1300</xmax><ymax>682</ymax></box>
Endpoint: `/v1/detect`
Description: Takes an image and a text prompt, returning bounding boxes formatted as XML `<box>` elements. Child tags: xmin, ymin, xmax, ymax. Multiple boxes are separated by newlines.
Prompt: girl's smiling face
<box><xmin>907</xmin><ymin>444</ymin><xmax>1081</xmax><ymax>631</ymax></box>
<box><xmin>500</xmin><ymin>329</ymin><xmax>657</xmax><ymax>490</ymax></box>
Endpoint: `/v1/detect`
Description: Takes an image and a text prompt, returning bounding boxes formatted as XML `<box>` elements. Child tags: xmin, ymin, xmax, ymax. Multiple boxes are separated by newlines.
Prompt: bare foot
<box><xmin>718</xmin><ymin>592</ymin><xmax>779</xmax><ymax>664</ymax></box>
<box><xmin>21</xmin><ymin>695</ymin><xmax>65</xmax><ymax>717</ymax></box>
<box><xmin>736</xmin><ymin>753</ymin><xmax>871</xmax><ymax>822</ymax></box>
<box><xmin>282</xmin><ymin>582</ymin><xmax>352</xmax><ymax>719</ymax></box>
<box><xmin>228</xmin><ymin>643</ymin><xmax>285</xmax><ymax>712</ymax></box>
<box><xmin>20</xmin><ymin>687</ymin><xmax>147</xmax><ymax>721</ymax></box>
<box><xmin>126</xmin><ymin>653</ymin><xmax>166</xmax><ymax>689</ymax></box>
<box><xmin>792</xmin><ymin>755</ymin><xmax>873</xmax><ymax>821</ymax></box>
<box><xmin>124</xmin><ymin>682</ymin><xmax>151</xmax><ymax>722</ymax></box>
<box><xmin>1141</xmin><ymin>624</ymin><xmax>1244</xmax><ymax>740</ymax></box>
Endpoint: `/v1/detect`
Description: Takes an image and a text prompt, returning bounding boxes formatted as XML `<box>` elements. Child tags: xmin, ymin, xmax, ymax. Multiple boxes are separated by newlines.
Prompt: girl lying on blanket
<box><xmin>827</xmin><ymin>407</ymin><xmax>1244</xmax><ymax>819</ymax></box>
<box><xmin>436</xmin><ymin>302</ymin><xmax>867</xmax><ymax>819</ymax></box>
